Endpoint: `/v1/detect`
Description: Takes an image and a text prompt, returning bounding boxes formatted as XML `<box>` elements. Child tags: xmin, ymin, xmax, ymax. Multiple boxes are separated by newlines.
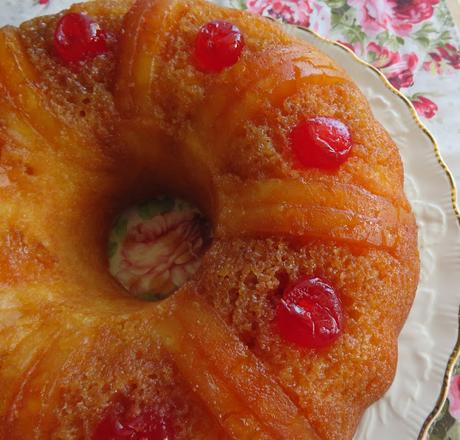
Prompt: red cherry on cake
<box><xmin>54</xmin><ymin>13</ymin><xmax>108</xmax><ymax>63</ymax></box>
<box><xmin>93</xmin><ymin>403</ymin><xmax>174</xmax><ymax>440</ymax></box>
<box><xmin>194</xmin><ymin>20</ymin><xmax>245</xmax><ymax>72</ymax></box>
<box><xmin>289</xmin><ymin>117</ymin><xmax>352</xmax><ymax>169</ymax></box>
<box><xmin>275</xmin><ymin>276</ymin><xmax>344</xmax><ymax>348</ymax></box>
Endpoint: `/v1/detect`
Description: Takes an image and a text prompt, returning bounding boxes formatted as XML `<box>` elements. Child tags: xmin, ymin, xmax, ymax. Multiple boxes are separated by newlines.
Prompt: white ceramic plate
<box><xmin>2</xmin><ymin>1</ymin><xmax>460</xmax><ymax>438</ymax></box>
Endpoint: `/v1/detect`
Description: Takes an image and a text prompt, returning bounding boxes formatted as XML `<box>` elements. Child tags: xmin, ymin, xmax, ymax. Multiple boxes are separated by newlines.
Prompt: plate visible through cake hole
<box><xmin>108</xmin><ymin>196</ymin><xmax>212</xmax><ymax>301</ymax></box>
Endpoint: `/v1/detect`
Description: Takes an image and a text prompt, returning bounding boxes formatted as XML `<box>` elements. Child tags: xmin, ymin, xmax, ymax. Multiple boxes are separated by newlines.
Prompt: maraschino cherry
<box><xmin>54</xmin><ymin>13</ymin><xmax>108</xmax><ymax>63</ymax></box>
<box><xmin>93</xmin><ymin>402</ymin><xmax>174</xmax><ymax>440</ymax></box>
<box><xmin>275</xmin><ymin>276</ymin><xmax>344</xmax><ymax>349</ymax></box>
<box><xmin>289</xmin><ymin>117</ymin><xmax>352</xmax><ymax>169</ymax></box>
<box><xmin>194</xmin><ymin>20</ymin><xmax>245</xmax><ymax>72</ymax></box>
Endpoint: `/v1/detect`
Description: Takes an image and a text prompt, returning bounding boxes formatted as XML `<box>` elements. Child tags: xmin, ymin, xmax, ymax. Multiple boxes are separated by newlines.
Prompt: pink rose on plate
<box><xmin>448</xmin><ymin>373</ymin><xmax>460</xmax><ymax>420</ymax></box>
<box><xmin>411</xmin><ymin>95</ymin><xmax>438</xmax><ymax>119</ymax></box>
<box><xmin>112</xmin><ymin>204</ymin><xmax>210</xmax><ymax>299</ymax></box>
<box><xmin>246</xmin><ymin>0</ymin><xmax>331</xmax><ymax>34</ymax></box>
<box><xmin>367</xmin><ymin>42</ymin><xmax>418</xmax><ymax>89</ymax></box>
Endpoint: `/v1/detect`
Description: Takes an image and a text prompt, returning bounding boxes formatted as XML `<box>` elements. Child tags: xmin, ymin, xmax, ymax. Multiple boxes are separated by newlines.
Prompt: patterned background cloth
<box><xmin>229</xmin><ymin>2</ymin><xmax>460</xmax><ymax>437</ymax></box>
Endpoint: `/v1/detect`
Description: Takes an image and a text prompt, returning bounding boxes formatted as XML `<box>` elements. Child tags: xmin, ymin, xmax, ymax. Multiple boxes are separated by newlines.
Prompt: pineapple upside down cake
<box><xmin>0</xmin><ymin>0</ymin><xmax>419</xmax><ymax>439</ymax></box>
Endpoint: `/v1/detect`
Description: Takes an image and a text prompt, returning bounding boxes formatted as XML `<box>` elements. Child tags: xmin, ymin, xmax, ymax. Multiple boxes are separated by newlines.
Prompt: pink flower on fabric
<box><xmin>439</xmin><ymin>43</ymin><xmax>460</xmax><ymax>69</ymax></box>
<box><xmin>309</xmin><ymin>0</ymin><xmax>331</xmax><ymax>35</ymax></box>
<box><xmin>423</xmin><ymin>50</ymin><xmax>444</xmax><ymax>74</ymax></box>
<box><xmin>367</xmin><ymin>41</ymin><xmax>400</xmax><ymax>68</ymax></box>
<box><xmin>367</xmin><ymin>42</ymin><xmax>418</xmax><ymax>89</ymax></box>
<box><xmin>424</xmin><ymin>43</ymin><xmax>460</xmax><ymax>73</ymax></box>
<box><xmin>411</xmin><ymin>95</ymin><xmax>438</xmax><ymax>119</ymax></box>
<box><xmin>115</xmin><ymin>209</ymin><xmax>209</xmax><ymax>298</ymax></box>
<box><xmin>348</xmin><ymin>0</ymin><xmax>438</xmax><ymax>36</ymax></box>
<box><xmin>336</xmin><ymin>40</ymin><xmax>355</xmax><ymax>52</ymax></box>
<box><xmin>246</xmin><ymin>0</ymin><xmax>330</xmax><ymax>33</ymax></box>
<box><xmin>348</xmin><ymin>0</ymin><xmax>398</xmax><ymax>35</ymax></box>
<box><xmin>448</xmin><ymin>374</ymin><xmax>460</xmax><ymax>420</ymax></box>
<box><xmin>393</xmin><ymin>0</ymin><xmax>439</xmax><ymax>25</ymax></box>
<box><xmin>336</xmin><ymin>40</ymin><xmax>363</xmax><ymax>57</ymax></box>
<box><xmin>247</xmin><ymin>0</ymin><xmax>313</xmax><ymax>26</ymax></box>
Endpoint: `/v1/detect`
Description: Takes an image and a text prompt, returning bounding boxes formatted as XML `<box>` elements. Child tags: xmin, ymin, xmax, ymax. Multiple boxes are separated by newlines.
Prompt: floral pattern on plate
<box><xmin>108</xmin><ymin>197</ymin><xmax>211</xmax><ymax>301</ymax></box>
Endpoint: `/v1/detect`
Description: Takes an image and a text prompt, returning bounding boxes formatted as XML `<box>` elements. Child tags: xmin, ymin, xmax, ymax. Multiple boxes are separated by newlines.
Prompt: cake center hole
<box><xmin>108</xmin><ymin>196</ymin><xmax>212</xmax><ymax>301</ymax></box>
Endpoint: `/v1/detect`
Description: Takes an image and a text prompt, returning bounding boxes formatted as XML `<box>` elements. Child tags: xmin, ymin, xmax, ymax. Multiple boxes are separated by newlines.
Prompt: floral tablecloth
<box><xmin>229</xmin><ymin>0</ymin><xmax>460</xmax><ymax>438</ymax></box>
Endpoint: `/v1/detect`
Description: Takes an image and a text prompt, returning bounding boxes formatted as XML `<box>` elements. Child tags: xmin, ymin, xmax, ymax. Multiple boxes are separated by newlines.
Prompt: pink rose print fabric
<box><xmin>367</xmin><ymin>41</ymin><xmax>418</xmax><ymax>89</ymax></box>
<box><xmin>242</xmin><ymin>0</ymin><xmax>460</xmax><ymax>120</ymax></box>
<box><xmin>411</xmin><ymin>94</ymin><xmax>438</xmax><ymax>118</ymax></box>
<box><xmin>448</xmin><ymin>374</ymin><xmax>460</xmax><ymax>420</ymax></box>
<box><xmin>347</xmin><ymin>0</ymin><xmax>439</xmax><ymax>36</ymax></box>
<box><xmin>348</xmin><ymin>0</ymin><xmax>408</xmax><ymax>36</ymax></box>
<box><xmin>247</xmin><ymin>0</ymin><xmax>331</xmax><ymax>33</ymax></box>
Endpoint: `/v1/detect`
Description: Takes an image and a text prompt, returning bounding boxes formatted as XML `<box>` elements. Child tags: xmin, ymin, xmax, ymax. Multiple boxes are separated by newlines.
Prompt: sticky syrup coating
<box><xmin>0</xmin><ymin>1</ymin><xmax>419</xmax><ymax>439</ymax></box>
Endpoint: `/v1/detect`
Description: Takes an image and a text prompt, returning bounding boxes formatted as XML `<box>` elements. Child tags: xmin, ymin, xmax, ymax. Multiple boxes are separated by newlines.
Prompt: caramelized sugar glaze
<box><xmin>0</xmin><ymin>0</ymin><xmax>419</xmax><ymax>438</ymax></box>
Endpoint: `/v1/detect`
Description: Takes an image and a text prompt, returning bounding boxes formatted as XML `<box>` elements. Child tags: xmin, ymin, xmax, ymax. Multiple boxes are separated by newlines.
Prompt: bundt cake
<box><xmin>0</xmin><ymin>0</ymin><xmax>419</xmax><ymax>439</ymax></box>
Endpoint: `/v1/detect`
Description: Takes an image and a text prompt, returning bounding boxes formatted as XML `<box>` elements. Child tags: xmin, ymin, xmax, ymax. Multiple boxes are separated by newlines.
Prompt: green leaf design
<box><xmin>409</xmin><ymin>92</ymin><xmax>431</xmax><ymax>101</ymax></box>
<box><xmin>376</xmin><ymin>30</ymin><xmax>404</xmax><ymax>50</ymax></box>
<box><xmin>331</xmin><ymin>11</ymin><xmax>342</xmax><ymax>28</ymax></box>
<box><xmin>138</xmin><ymin>197</ymin><xmax>175</xmax><ymax>220</ymax></box>
<box><xmin>113</xmin><ymin>215</ymin><xmax>128</xmax><ymax>239</ymax></box>
<box><xmin>446</xmin><ymin>422</ymin><xmax>460</xmax><ymax>440</ymax></box>
<box><xmin>430</xmin><ymin>400</ymin><xmax>456</xmax><ymax>439</ymax></box>
<box><xmin>415</xmin><ymin>35</ymin><xmax>431</xmax><ymax>49</ymax></box>
<box><xmin>107</xmin><ymin>241</ymin><xmax>118</xmax><ymax>259</ymax></box>
<box><xmin>436</xmin><ymin>0</ymin><xmax>455</xmax><ymax>30</ymax></box>
<box><xmin>413</xmin><ymin>14</ymin><xmax>455</xmax><ymax>51</ymax></box>
<box><xmin>335</xmin><ymin>20</ymin><xmax>366</xmax><ymax>45</ymax></box>
<box><xmin>367</xmin><ymin>51</ymin><xmax>377</xmax><ymax>64</ymax></box>
<box><xmin>436</xmin><ymin>31</ymin><xmax>453</xmax><ymax>47</ymax></box>
<box><xmin>454</xmin><ymin>360</ymin><xmax>460</xmax><ymax>375</ymax></box>
<box><xmin>325</xmin><ymin>0</ymin><xmax>347</xmax><ymax>10</ymax></box>
<box><xmin>230</xmin><ymin>0</ymin><xmax>247</xmax><ymax>10</ymax></box>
